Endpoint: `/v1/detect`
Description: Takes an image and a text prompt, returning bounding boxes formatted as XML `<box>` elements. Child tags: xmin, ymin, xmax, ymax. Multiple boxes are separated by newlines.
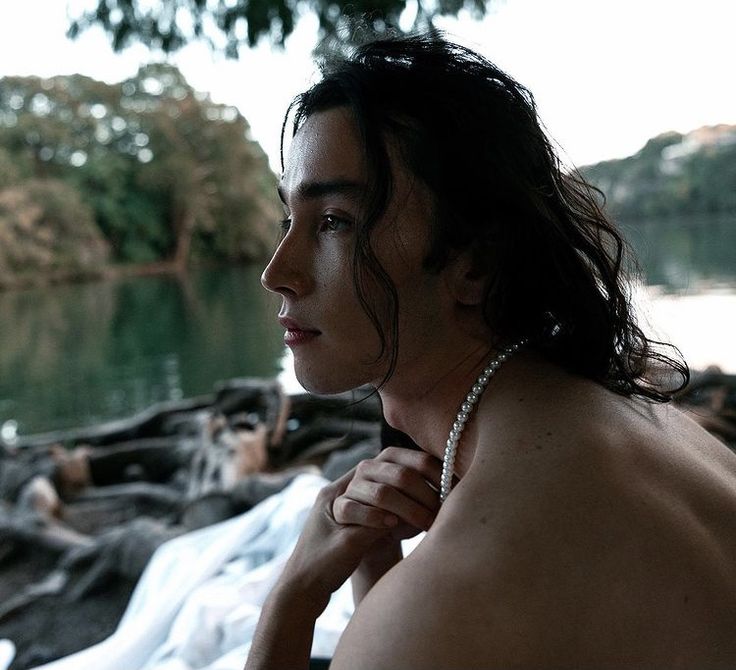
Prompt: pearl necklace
<box><xmin>439</xmin><ymin>338</ymin><xmax>528</xmax><ymax>504</ymax></box>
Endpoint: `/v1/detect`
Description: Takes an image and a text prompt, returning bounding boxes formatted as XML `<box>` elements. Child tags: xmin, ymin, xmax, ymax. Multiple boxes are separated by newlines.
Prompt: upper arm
<box><xmin>330</xmin><ymin>552</ymin><xmax>566</xmax><ymax>670</ymax></box>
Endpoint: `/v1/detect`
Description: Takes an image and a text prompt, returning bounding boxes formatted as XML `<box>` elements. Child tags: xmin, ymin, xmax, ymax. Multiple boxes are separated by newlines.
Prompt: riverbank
<box><xmin>0</xmin><ymin>257</ymin><xmax>260</xmax><ymax>293</ymax></box>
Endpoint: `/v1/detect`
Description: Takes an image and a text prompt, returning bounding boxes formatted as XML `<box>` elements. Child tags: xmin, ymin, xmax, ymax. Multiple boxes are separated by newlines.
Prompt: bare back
<box><xmin>332</xmin><ymin>369</ymin><xmax>736</xmax><ymax>669</ymax></box>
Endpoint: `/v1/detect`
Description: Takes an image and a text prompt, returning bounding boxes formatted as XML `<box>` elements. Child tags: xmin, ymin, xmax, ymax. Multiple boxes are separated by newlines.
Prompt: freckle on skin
<box><xmin>546</xmin><ymin>431</ymin><xmax>552</xmax><ymax>437</ymax></box>
<box><xmin>535</xmin><ymin>444</ymin><xmax>543</xmax><ymax>450</ymax></box>
<box><xmin>684</xmin><ymin>595</ymin><xmax>690</xmax><ymax>604</ymax></box>
<box><xmin>518</xmin><ymin>397</ymin><xmax>524</xmax><ymax>402</ymax></box>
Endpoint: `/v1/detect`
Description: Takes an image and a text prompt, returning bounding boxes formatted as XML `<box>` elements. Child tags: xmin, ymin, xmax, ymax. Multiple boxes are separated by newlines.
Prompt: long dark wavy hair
<box><xmin>281</xmin><ymin>33</ymin><xmax>689</xmax><ymax>402</ymax></box>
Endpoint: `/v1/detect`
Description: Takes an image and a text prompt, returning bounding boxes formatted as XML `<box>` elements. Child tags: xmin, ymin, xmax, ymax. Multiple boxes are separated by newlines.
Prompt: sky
<box><xmin>0</xmin><ymin>0</ymin><xmax>734</xmax><ymax>174</ymax></box>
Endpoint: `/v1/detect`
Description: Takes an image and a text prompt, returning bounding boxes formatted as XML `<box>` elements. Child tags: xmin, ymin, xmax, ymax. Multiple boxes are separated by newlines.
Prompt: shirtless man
<box><xmin>246</xmin><ymin>35</ymin><xmax>736</xmax><ymax>669</ymax></box>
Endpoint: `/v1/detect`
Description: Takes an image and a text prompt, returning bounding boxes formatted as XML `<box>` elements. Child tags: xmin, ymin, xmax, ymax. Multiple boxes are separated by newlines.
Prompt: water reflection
<box><xmin>620</xmin><ymin>214</ymin><xmax>736</xmax><ymax>291</ymax></box>
<box><xmin>0</xmin><ymin>266</ymin><xmax>284</xmax><ymax>435</ymax></box>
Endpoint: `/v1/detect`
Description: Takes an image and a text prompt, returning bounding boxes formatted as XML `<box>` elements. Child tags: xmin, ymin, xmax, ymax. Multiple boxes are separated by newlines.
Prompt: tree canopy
<box><xmin>67</xmin><ymin>0</ymin><xmax>491</xmax><ymax>57</ymax></box>
<box><xmin>0</xmin><ymin>65</ymin><xmax>280</xmax><ymax>284</ymax></box>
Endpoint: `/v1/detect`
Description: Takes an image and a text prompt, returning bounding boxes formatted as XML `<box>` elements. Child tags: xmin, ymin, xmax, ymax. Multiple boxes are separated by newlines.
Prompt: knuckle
<box><xmin>392</xmin><ymin>464</ymin><xmax>414</xmax><ymax>488</ymax></box>
<box><xmin>355</xmin><ymin>460</ymin><xmax>372</xmax><ymax>477</ymax></box>
<box><xmin>316</xmin><ymin>486</ymin><xmax>334</xmax><ymax>505</ymax></box>
<box><xmin>333</xmin><ymin>496</ymin><xmax>354</xmax><ymax>522</ymax></box>
<box><xmin>417</xmin><ymin>451</ymin><xmax>435</xmax><ymax>471</ymax></box>
<box><xmin>382</xmin><ymin>446</ymin><xmax>401</xmax><ymax>460</ymax></box>
<box><xmin>372</xmin><ymin>483</ymin><xmax>393</xmax><ymax>507</ymax></box>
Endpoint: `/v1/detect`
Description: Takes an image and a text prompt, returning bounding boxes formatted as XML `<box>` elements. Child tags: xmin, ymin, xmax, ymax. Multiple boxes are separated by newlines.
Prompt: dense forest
<box><xmin>0</xmin><ymin>66</ymin><xmax>280</xmax><ymax>288</ymax></box>
<box><xmin>581</xmin><ymin>124</ymin><xmax>736</xmax><ymax>220</ymax></box>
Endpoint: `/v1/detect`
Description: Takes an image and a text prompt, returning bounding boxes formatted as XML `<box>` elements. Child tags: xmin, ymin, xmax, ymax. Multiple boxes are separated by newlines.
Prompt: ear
<box><xmin>444</xmin><ymin>250</ymin><xmax>487</xmax><ymax>306</ymax></box>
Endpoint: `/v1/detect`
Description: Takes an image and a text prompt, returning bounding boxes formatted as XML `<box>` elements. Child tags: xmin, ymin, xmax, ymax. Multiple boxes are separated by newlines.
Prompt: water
<box><xmin>619</xmin><ymin>214</ymin><xmax>736</xmax><ymax>290</ymax></box>
<box><xmin>620</xmin><ymin>215</ymin><xmax>736</xmax><ymax>373</ymax></box>
<box><xmin>0</xmin><ymin>216</ymin><xmax>734</xmax><ymax>436</ymax></box>
<box><xmin>0</xmin><ymin>265</ymin><xmax>284</xmax><ymax>435</ymax></box>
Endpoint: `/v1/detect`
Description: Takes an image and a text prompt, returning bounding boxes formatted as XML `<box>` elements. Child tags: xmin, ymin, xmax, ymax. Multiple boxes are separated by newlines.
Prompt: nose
<box><xmin>261</xmin><ymin>230</ymin><xmax>313</xmax><ymax>298</ymax></box>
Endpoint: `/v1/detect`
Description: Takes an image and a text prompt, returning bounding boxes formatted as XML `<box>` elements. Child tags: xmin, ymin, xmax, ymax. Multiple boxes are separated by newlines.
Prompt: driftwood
<box><xmin>0</xmin><ymin>378</ymin><xmax>383</xmax><ymax>669</ymax></box>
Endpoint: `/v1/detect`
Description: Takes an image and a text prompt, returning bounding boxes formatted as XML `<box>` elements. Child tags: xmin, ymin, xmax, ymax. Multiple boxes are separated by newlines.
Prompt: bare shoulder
<box><xmin>332</xmin><ymin>375</ymin><xmax>736</xmax><ymax>669</ymax></box>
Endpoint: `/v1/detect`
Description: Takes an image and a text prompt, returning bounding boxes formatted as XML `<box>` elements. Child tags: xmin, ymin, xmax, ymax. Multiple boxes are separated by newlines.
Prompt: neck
<box><xmin>378</xmin><ymin>342</ymin><xmax>513</xmax><ymax>478</ymax></box>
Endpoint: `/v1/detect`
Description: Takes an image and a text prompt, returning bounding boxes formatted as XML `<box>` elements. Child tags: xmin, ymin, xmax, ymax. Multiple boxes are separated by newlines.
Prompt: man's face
<box><xmin>261</xmin><ymin>106</ymin><xmax>449</xmax><ymax>395</ymax></box>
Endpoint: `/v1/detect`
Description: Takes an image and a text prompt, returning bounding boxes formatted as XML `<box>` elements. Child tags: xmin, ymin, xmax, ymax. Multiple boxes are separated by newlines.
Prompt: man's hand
<box><xmin>279</xmin><ymin>447</ymin><xmax>443</xmax><ymax>610</ymax></box>
<box><xmin>335</xmin><ymin>447</ymin><xmax>443</xmax><ymax>605</ymax></box>
<box><xmin>334</xmin><ymin>447</ymin><xmax>442</xmax><ymax>540</ymax></box>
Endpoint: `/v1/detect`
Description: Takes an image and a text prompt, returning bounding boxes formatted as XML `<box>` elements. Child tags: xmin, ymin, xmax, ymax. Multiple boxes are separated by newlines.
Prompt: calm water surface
<box><xmin>0</xmin><ymin>216</ymin><xmax>734</xmax><ymax>436</ymax></box>
<box><xmin>0</xmin><ymin>266</ymin><xmax>284</xmax><ymax>435</ymax></box>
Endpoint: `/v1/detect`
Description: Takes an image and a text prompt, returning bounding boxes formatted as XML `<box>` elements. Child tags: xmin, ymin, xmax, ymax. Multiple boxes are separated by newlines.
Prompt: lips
<box><xmin>278</xmin><ymin>316</ymin><xmax>321</xmax><ymax>346</ymax></box>
<box><xmin>278</xmin><ymin>316</ymin><xmax>319</xmax><ymax>332</ymax></box>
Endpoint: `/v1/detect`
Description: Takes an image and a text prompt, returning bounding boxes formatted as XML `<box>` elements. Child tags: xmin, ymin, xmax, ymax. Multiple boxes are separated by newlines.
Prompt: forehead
<box><xmin>281</xmin><ymin>107</ymin><xmax>367</xmax><ymax>200</ymax></box>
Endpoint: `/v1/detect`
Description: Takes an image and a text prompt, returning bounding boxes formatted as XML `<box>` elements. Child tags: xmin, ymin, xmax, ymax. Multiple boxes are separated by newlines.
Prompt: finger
<box><xmin>345</xmin><ymin>478</ymin><xmax>435</xmax><ymax>531</ymax></box>
<box><xmin>333</xmin><ymin>496</ymin><xmax>399</xmax><ymax>529</ymax></box>
<box><xmin>377</xmin><ymin>447</ymin><xmax>444</xmax><ymax>488</ymax></box>
<box><xmin>352</xmin><ymin>460</ymin><xmax>440</xmax><ymax>512</ymax></box>
<box><xmin>318</xmin><ymin>465</ymin><xmax>358</xmax><ymax>502</ymax></box>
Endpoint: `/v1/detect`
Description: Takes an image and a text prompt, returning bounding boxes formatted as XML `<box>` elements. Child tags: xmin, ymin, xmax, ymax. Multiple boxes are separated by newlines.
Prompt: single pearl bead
<box><xmin>461</xmin><ymin>402</ymin><xmax>472</xmax><ymax>413</ymax></box>
<box><xmin>472</xmin><ymin>383</ymin><xmax>484</xmax><ymax>395</ymax></box>
<box><xmin>467</xmin><ymin>392</ymin><xmax>478</xmax><ymax>403</ymax></box>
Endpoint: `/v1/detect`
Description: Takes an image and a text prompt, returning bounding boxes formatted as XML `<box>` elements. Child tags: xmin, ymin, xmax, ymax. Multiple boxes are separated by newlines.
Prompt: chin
<box><xmin>295</xmin><ymin>369</ymin><xmax>360</xmax><ymax>396</ymax></box>
<box><xmin>294</xmin><ymin>361</ymin><xmax>380</xmax><ymax>396</ymax></box>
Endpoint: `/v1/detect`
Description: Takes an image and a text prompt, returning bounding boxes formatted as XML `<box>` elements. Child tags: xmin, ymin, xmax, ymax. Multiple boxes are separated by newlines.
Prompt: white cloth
<box><xmin>30</xmin><ymin>474</ymin><xmax>353</xmax><ymax>670</ymax></box>
<box><xmin>0</xmin><ymin>639</ymin><xmax>15</xmax><ymax>670</ymax></box>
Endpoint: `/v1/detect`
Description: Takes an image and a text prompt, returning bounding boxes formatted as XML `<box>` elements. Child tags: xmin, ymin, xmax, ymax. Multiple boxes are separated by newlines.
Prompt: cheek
<box><xmin>395</xmin><ymin>272</ymin><xmax>448</xmax><ymax>343</ymax></box>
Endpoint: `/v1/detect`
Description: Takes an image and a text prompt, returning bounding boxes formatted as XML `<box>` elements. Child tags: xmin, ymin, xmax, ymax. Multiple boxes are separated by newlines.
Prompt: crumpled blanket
<box><xmin>27</xmin><ymin>473</ymin><xmax>354</xmax><ymax>670</ymax></box>
<box><xmin>0</xmin><ymin>640</ymin><xmax>14</xmax><ymax>670</ymax></box>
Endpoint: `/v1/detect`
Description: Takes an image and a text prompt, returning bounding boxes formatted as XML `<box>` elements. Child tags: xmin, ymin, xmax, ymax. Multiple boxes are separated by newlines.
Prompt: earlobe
<box><xmin>446</xmin><ymin>251</ymin><xmax>486</xmax><ymax>306</ymax></box>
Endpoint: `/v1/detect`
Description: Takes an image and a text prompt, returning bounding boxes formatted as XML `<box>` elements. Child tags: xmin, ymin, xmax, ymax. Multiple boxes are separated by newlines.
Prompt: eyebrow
<box><xmin>277</xmin><ymin>179</ymin><xmax>365</xmax><ymax>205</ymax></box>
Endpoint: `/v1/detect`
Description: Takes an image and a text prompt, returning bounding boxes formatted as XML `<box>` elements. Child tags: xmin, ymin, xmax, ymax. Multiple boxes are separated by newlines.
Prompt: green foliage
<box><xmin>0</xmin><ymin>178</ymin><xmax>109</xmax><ymax>280</ymax></box>
<box><xmin>582</xmin><ymin>125</ymin><xmax>736</xmax><ymax>221</ymax></box>
<box><xmin>0</xmin><ymin>66</ymin><xmax>280</xmax><ymax>273</ymax></box>
<box><xmin>67</xmin><ymin>0</ymin><xmax>491</xmax><ymax>57</ymax></box>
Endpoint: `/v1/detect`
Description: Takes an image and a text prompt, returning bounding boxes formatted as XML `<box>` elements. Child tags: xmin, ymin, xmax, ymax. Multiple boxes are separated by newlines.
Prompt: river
<box><xmin>0</xmin><ymin>215</ymin><xmax>733</xmax><ymax>436</ymax></box>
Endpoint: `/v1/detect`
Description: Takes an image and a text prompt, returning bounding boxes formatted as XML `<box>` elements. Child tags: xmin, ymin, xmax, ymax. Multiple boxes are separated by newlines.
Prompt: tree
<box><xmin>581</xmin><ymin>125</ymin><xmax>736</xmax><ymax>220</ymax></box>
<box><xmin>0</xmin><ymin>179</ymin><xmax>110</xmax><ymax>283</ymax></box>
<box><xmin>0</xmin><ymin>66</ymin><xmax>280</xmax><ymax>268</ymax></box>
<box><xmin>67</xmin><ymin>0</ymin><xmax>491</xmax><ymax>57</ymax></box>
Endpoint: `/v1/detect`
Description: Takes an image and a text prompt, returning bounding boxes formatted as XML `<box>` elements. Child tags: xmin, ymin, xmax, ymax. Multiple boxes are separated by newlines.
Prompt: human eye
<box><xmin>320</xmin><ymin>213</ymin><xmax>352</xmax><ymax>234</ymax></box>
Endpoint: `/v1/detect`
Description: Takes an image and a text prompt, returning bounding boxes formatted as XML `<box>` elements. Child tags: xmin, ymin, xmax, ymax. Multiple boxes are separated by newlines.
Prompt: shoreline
<box><xmin>0</xmin><ymin>257</ymin><xmax>268</xmax><ymax>293</ymax></box>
